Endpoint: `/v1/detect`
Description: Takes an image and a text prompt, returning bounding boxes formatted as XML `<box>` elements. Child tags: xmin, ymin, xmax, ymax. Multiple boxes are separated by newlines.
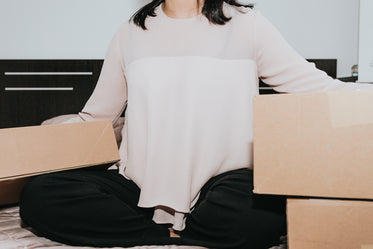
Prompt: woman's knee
<box><xmin>182</xmin><ymin>176</ymin><xmax>286</xmax><ymax>248</ymax></box>
<box><xmin>183</xmin><ymin>209</ymin><xmax>286</xmax><ymax>249</ymax></box>
<box><xmin>224</xmin><ymin>193</ymin><xmax>286</xmax><ymax>248</ymax></box>
<box><xmin>241</xmin><ymin>209</ymin><xmax>286</xmax><ymax>248</ymax></box>
<box><xmin>220</xmin><ymin>206</ymin><xmax>286</xmax><ymax>248</ymax></box>
<box><xmin>20</xmin><ymin>174</ymin><xmax>58</xmax><ymax>223</ymax></box>
<box><xmin>19</xmin><ymin>171</ymin><xmax>84</xmax><ymax>225</ymax></box>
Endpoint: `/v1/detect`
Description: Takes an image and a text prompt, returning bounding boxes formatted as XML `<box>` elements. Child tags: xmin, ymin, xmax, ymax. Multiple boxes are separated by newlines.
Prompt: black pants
<box><xmin>19</xmin><ymin>168</ymin><xmax>286</xmax><ymax>249</ymax></box>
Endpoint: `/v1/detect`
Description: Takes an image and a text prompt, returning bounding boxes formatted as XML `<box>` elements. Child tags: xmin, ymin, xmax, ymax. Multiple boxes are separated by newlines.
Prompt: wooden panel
<box><xmin>259</xmin><ymin>59</ymin><xmax>337</xmax><ymax>95</ymax></box>
<box><xmin>0</xmin><ymin>60</ymin><xmax>104</xmax><ymax>128</ymax></box>
<box><xmin>307</xmin><ymin>59</ymin><xmax>337</xmax><ymax>78</ymax></box>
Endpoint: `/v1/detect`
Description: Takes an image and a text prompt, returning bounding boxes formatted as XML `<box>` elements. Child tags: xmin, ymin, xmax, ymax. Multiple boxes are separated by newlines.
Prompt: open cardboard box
<box><xmin>253</xmin><ymin>90</ymin><xmax>373</xmax><ymax>199</ymax></box>
<box><xmin>0</xmin><ymin>120</ymin><xmax>120</xmax><ymax>206</ymax></box>
<box><xmin>287</xmin><ymin>198</ymin><xmax>373</xmax><ymax>249</ymax></box>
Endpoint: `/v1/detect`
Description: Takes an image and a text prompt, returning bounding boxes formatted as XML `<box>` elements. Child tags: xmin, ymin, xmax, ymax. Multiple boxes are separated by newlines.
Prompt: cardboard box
<box><xmin>0</xmin><ymin>178</ymin><xmax>31</xmax><ymax>206</ymax></box>
<box><xmin>0</xmin><ymin>120</ymin><xmax>120</xmax><ymax>206</ymax></box>
<box><xmin>287</xmin><ymin>198</ymin><xmax>373</xmax><ymax>249</ymax></box>
<box><xmin>253</xmin><ymin>90</ymin><xmax>373</xmax><ymax>199</ymax></box>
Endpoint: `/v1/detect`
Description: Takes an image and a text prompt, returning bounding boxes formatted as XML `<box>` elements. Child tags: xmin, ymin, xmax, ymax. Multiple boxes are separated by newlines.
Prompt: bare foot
<box><xmin>168</xmin><ymin>227</ymin><xmax>181</xmax><ymax>238</ymax></box>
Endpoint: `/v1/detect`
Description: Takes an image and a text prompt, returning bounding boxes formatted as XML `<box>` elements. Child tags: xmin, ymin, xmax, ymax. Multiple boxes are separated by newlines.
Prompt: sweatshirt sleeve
<box><xmin>254</xmin><ymin>11</ymin><xmax>373</xmax><ymax>93</ymax></box>
<box><xmin>64</xmin><ymin>27</ymin><xmax>128</xmax><ymax>124</ymax></box>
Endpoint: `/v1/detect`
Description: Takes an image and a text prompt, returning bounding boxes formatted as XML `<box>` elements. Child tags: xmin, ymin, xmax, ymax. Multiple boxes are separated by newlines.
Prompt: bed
<box><xmin>3</xmin><ymin>59</ymin><xmax>339</xmax><ymax>249</ymax></box>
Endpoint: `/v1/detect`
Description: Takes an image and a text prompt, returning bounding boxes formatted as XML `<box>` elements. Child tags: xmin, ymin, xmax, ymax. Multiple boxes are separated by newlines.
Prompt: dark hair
<box><xmin>131</xmin><ymin>0</ymin><xmax>254</xmax><ymax>30</ymax></box>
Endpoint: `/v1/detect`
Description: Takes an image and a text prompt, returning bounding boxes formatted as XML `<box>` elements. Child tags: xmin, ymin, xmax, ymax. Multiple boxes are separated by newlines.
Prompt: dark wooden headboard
<box><xmin>0</xmin><ymin>59</ymin><xmax>337</xmax><ymax>129</ymax></box>
<box><xmin>259</xmin><ymin>59</ymin><xmax>337</xmax><ymax>94</ymax></box>
<box><xmin>0</xmin><ymin>60</ymin><xmax>104</xmax><ymax>128</ymax></box>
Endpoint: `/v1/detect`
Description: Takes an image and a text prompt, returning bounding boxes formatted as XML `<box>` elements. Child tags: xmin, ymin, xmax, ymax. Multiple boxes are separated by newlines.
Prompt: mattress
<box><xmin>0</xmin><ymin>206</ymin><xmax>286</xmax><ymax>249</ymax></box>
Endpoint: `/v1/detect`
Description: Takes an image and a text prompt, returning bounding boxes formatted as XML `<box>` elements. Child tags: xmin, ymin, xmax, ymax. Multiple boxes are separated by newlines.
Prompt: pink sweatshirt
<box><xmin>66</xmin><ymin>4</ymin><xmax>372</xmax><ymax>230</ymax></box>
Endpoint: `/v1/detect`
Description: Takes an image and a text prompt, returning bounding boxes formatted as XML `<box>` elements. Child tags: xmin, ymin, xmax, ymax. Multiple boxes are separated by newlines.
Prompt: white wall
<box><xmin>0</xmin><ymin>0</ymin><xmax>359</xmax><ymax>77</ymax></box>
<box><xmin>254</xmin><ymin>0</ymin><xmax>359</xmax><ymax>77</ymax></box>
<box><xmin>0</xmin><ymin>0</ymin><xmax>149</xmax><ymax>59</ymax></box>
<box><xmin>358</xmin><ymin>0</ymin><xmax>373</xmax><ymax>82</ymax></box>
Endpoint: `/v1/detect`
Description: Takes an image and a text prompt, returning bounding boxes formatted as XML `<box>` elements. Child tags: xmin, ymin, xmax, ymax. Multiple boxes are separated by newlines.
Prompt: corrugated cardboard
<box><xmin>287</xmin><ymin>198</ymin><xmax>373</xmax><ymax>249</ymax></box>
<box><xmin>253</xmin><ymin>90</ymin><xmax>373</xmax><ymax>199</ymax></box>
<box><xmin>0</xmin><ymin>120</ymin><xmax>120</xmax><ymax>206</ymax></box>
<box><xmin>0</xmin><ymin>178</ymin><xmax>31</xmax><ymax>206</ymax></box>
